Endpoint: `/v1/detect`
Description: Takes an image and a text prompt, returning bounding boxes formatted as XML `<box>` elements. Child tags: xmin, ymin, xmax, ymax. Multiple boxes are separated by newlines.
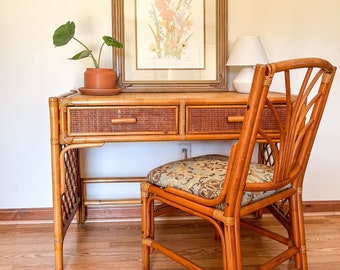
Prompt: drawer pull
<box><xmin>227</xmin><ymin>116</ymin><xmax>244</xmax><ymax>123</ymax></box>
<box><xmin>111</xmin><ymin>118</ymin><xmax>137</xmax><ymax>124</ymax></box>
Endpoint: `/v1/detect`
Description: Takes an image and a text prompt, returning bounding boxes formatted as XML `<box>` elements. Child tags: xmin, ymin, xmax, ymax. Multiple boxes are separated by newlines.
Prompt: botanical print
<box><xmin>136</xmin><ymin>0</ymin><xmax>205</xmax><ymax>70</ymax></box>
<box><xmin>148</xmin><ymin>0</ymin><xmax>194</xmax><ymax>60</ymax></box>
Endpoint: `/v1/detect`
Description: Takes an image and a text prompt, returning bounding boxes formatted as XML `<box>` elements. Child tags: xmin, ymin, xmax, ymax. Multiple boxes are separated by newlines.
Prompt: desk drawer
<box><xmin>68</xmin><ymin>106</ymin><xmax>178</xmax><ymax>136</ymax></box>
<box><xmin>186</xmin><ymin>105</ymin><xmax>285</xmax><ymax>134</ymax></box>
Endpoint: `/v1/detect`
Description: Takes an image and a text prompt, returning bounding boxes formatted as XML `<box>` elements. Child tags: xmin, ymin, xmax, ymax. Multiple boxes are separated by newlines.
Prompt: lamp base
<box><xmin>232</xmin><ymin>66</ymin><xmax>255</xmax><ymax>93</ymax></box>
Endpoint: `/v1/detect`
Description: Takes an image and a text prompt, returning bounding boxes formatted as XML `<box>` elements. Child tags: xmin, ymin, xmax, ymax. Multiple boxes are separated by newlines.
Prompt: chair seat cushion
<box><xmin>147</xmin><ymin>154</ymin><xmax>286</xmax><ymax>208</ymax></box>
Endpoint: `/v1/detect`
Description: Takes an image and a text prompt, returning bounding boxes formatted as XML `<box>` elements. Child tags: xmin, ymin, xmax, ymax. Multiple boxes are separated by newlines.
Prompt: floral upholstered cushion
<box><xmin>147</xmin><ymin>154</ymin><xmax>287</xmax><ymax>208</ymax></box>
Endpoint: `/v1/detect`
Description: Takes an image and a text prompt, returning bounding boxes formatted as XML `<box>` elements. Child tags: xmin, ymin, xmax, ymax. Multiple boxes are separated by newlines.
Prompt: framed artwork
<box><xmin>112</xmin><ymin>0</ymin><xmax>227</xmax><ymax>92</ymax></box>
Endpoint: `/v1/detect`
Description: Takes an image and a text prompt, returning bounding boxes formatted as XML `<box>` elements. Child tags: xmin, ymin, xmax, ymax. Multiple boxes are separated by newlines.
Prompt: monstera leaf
<box><xmin>53</xmin><ymin>21</ymin><xmax>123</xmax><ymax>68</ymax></box>
<box><xmin>53</xmin><ymin>21</ymin><xmax>75</xmax><ymax>47</ymax></box>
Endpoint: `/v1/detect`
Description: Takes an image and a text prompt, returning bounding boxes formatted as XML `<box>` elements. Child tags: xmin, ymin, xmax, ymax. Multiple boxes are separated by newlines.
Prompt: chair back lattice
<box><xmin>224</xmin><ymin>58</ymin><xmax>336</xmax><ymax>211</ymax></box>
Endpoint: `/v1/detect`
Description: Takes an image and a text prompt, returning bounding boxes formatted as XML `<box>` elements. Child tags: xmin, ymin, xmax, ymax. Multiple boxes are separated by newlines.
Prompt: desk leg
<box><xmin>50</xmin><ymin>144</ymin><xmax>65</xmax><ymax>270</ymax></box>
<box><xmin>51</xmin><ymin>145</ymin><xmax>103</xmax><ymax>270</ymax></box>
<box><xmin>52</xmin><ymin>180</ymin><xmax>64</xmax><ymax>270</ymax></box>
<box><xmin>54</xmin><ymin>228</ymin><xmax>64</xmax><ymax>270</ymax></box>
<box><xmin>51</xmin><ymin>145</ymin><xmax>83</xmax><ymax>270</ymax></box>
<box><xmin>49</xmin><ymin>97</ymin><xmax>65</xmax><ymax>270</ymax></box>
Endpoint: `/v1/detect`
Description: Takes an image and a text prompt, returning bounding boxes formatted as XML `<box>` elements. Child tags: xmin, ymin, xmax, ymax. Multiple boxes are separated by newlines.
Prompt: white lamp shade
<box><xmin>227</xmin><ymin>36</ymin><xmax>268</xmax><ymax>93</ymax></box>
<box><xmin>226</xmin><ymin>36</ymin><xmax>268</xmax><ymax>66</ymax></box>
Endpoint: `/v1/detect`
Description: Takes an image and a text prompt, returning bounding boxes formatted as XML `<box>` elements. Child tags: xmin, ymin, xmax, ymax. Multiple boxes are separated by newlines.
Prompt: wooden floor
<box><xmin>0</xmin><ymin>214</ymin><xmax>340</xmax><ymax>269</ymax></box>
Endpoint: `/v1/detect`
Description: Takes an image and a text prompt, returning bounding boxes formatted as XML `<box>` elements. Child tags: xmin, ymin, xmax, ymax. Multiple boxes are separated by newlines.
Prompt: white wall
<box><xmin>0</xmin><ymin>0</ymin><xmax>339</xmax><ymax>209</ymax></box>
<box><xmin>0</xmin><ymin>0</ymin><xmax>113</xmax><ymax>208</ymax></box>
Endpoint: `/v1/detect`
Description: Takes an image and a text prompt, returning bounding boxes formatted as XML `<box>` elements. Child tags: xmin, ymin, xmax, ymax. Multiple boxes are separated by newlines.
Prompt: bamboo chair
<box><xmin>141</xmin><ymin>58</ymin><xmax>336</xmax><ymax>269</ymax></box>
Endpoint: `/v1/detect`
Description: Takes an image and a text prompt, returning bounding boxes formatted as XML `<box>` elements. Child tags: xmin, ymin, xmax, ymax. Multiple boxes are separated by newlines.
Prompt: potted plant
<box><xmin>53</xmin><ymin>21</ymin><xmax>123</xmax><ymax>95</ymax></box>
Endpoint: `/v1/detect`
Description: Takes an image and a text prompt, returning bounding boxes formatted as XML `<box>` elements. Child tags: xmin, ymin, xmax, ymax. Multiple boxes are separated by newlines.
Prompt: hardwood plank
<box><xmin>0</xmin><ymin>215</ymin><xmax>340</xmax><ymax>269</ymax></box>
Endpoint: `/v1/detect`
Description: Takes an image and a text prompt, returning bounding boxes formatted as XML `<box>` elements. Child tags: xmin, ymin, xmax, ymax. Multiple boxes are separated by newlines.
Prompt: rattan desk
<box><xmin>49</xmin><ymin>91</ymin><xmax>287</xmax><ymax>270</ymax></box>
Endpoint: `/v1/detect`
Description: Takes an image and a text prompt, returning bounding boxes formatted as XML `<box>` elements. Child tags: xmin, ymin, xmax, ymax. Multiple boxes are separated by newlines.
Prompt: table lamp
<box><xmin>226</xmin><ymin>36</ymin><xmax>268</xmax><ymax>93</ymax></box>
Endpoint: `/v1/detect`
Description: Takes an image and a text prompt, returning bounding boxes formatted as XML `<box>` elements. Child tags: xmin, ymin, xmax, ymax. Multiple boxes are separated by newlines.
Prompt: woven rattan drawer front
<box><xmin>68</xmin><ymin>106</ymin><xmax>178</xmax><ymax>136</ymax></box>
<box><xmin>186</xmin><ymin>105</ymin><xmax>285</xmax><ymax>134</ymax></box>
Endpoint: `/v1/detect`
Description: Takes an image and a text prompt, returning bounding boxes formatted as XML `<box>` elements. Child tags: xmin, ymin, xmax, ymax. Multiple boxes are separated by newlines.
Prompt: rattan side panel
<box><xmin>68</xmin><ymin>106</ymin><xmax>178</xmax><ymax>136</ymax></box>
<box><xmin>61</xmin><ymin>146</ymin><xmax>81</xmax><ymax>229</ymax></box>
<box><xmin>187</xmin><ymin>106</ymin><xmax>286</xmax><ymax>134</ymax></box>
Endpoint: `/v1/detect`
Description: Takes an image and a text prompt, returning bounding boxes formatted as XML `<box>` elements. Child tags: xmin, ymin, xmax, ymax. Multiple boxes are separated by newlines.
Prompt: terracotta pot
<box><xmin>84</xmin><ymin>68</ymin><xmax>116</xmax><ymax>89</ymax></box>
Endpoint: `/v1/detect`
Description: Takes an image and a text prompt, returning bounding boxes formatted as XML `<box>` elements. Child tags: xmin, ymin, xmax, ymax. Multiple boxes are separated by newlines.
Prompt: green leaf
<box><xmin>68</xmin><ymin>50</ymin><xmax>91</xmax><ymax>60</ymax></box>
<box><xmin>102</xmin><ymin>36</ymin><xmax>123</xmax><ymax>48</ymax></box>
<box><xmin>53</xmin><ymin>21</ymin><xmax>75</xmax><ymax>47</ymax></box>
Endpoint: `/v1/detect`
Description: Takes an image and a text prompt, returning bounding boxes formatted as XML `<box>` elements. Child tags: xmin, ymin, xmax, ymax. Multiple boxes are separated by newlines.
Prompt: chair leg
<box><xmin>224</xmin><ymin>221</ymin><xmax>239</xmax><ymax>269</ymax></box>
<box><xmin>296</xmin><ymin>192</ymin><xmax>308</xmax><ymax>269</ymax></box>
<box><xmin>290</xmin><ymin>193</ymin><xmax>308</xmax><ymax>270</ymax></box>
<box><xmin>141</xmin><ymin>182</ymin><xmax>152</xmax><ymax>270</ymax></box>
<box><xmin>234</xmin><ymin>219</ymin><xmax>243</xmax><ymax>269</ymax></box>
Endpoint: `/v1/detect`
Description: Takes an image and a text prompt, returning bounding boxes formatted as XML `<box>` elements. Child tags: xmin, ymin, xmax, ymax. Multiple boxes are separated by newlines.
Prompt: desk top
<box><xmin>55</xmin><ymin>91</ymin><xmax>287</xmax><ymax>107</ymax></box>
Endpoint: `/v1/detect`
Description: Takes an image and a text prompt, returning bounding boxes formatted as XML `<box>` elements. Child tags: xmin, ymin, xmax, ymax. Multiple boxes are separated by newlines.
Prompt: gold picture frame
<box><xmin>112</xmin><ymin>0</ymin><xmax>227</xmax><ymax>92</ymax></box>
